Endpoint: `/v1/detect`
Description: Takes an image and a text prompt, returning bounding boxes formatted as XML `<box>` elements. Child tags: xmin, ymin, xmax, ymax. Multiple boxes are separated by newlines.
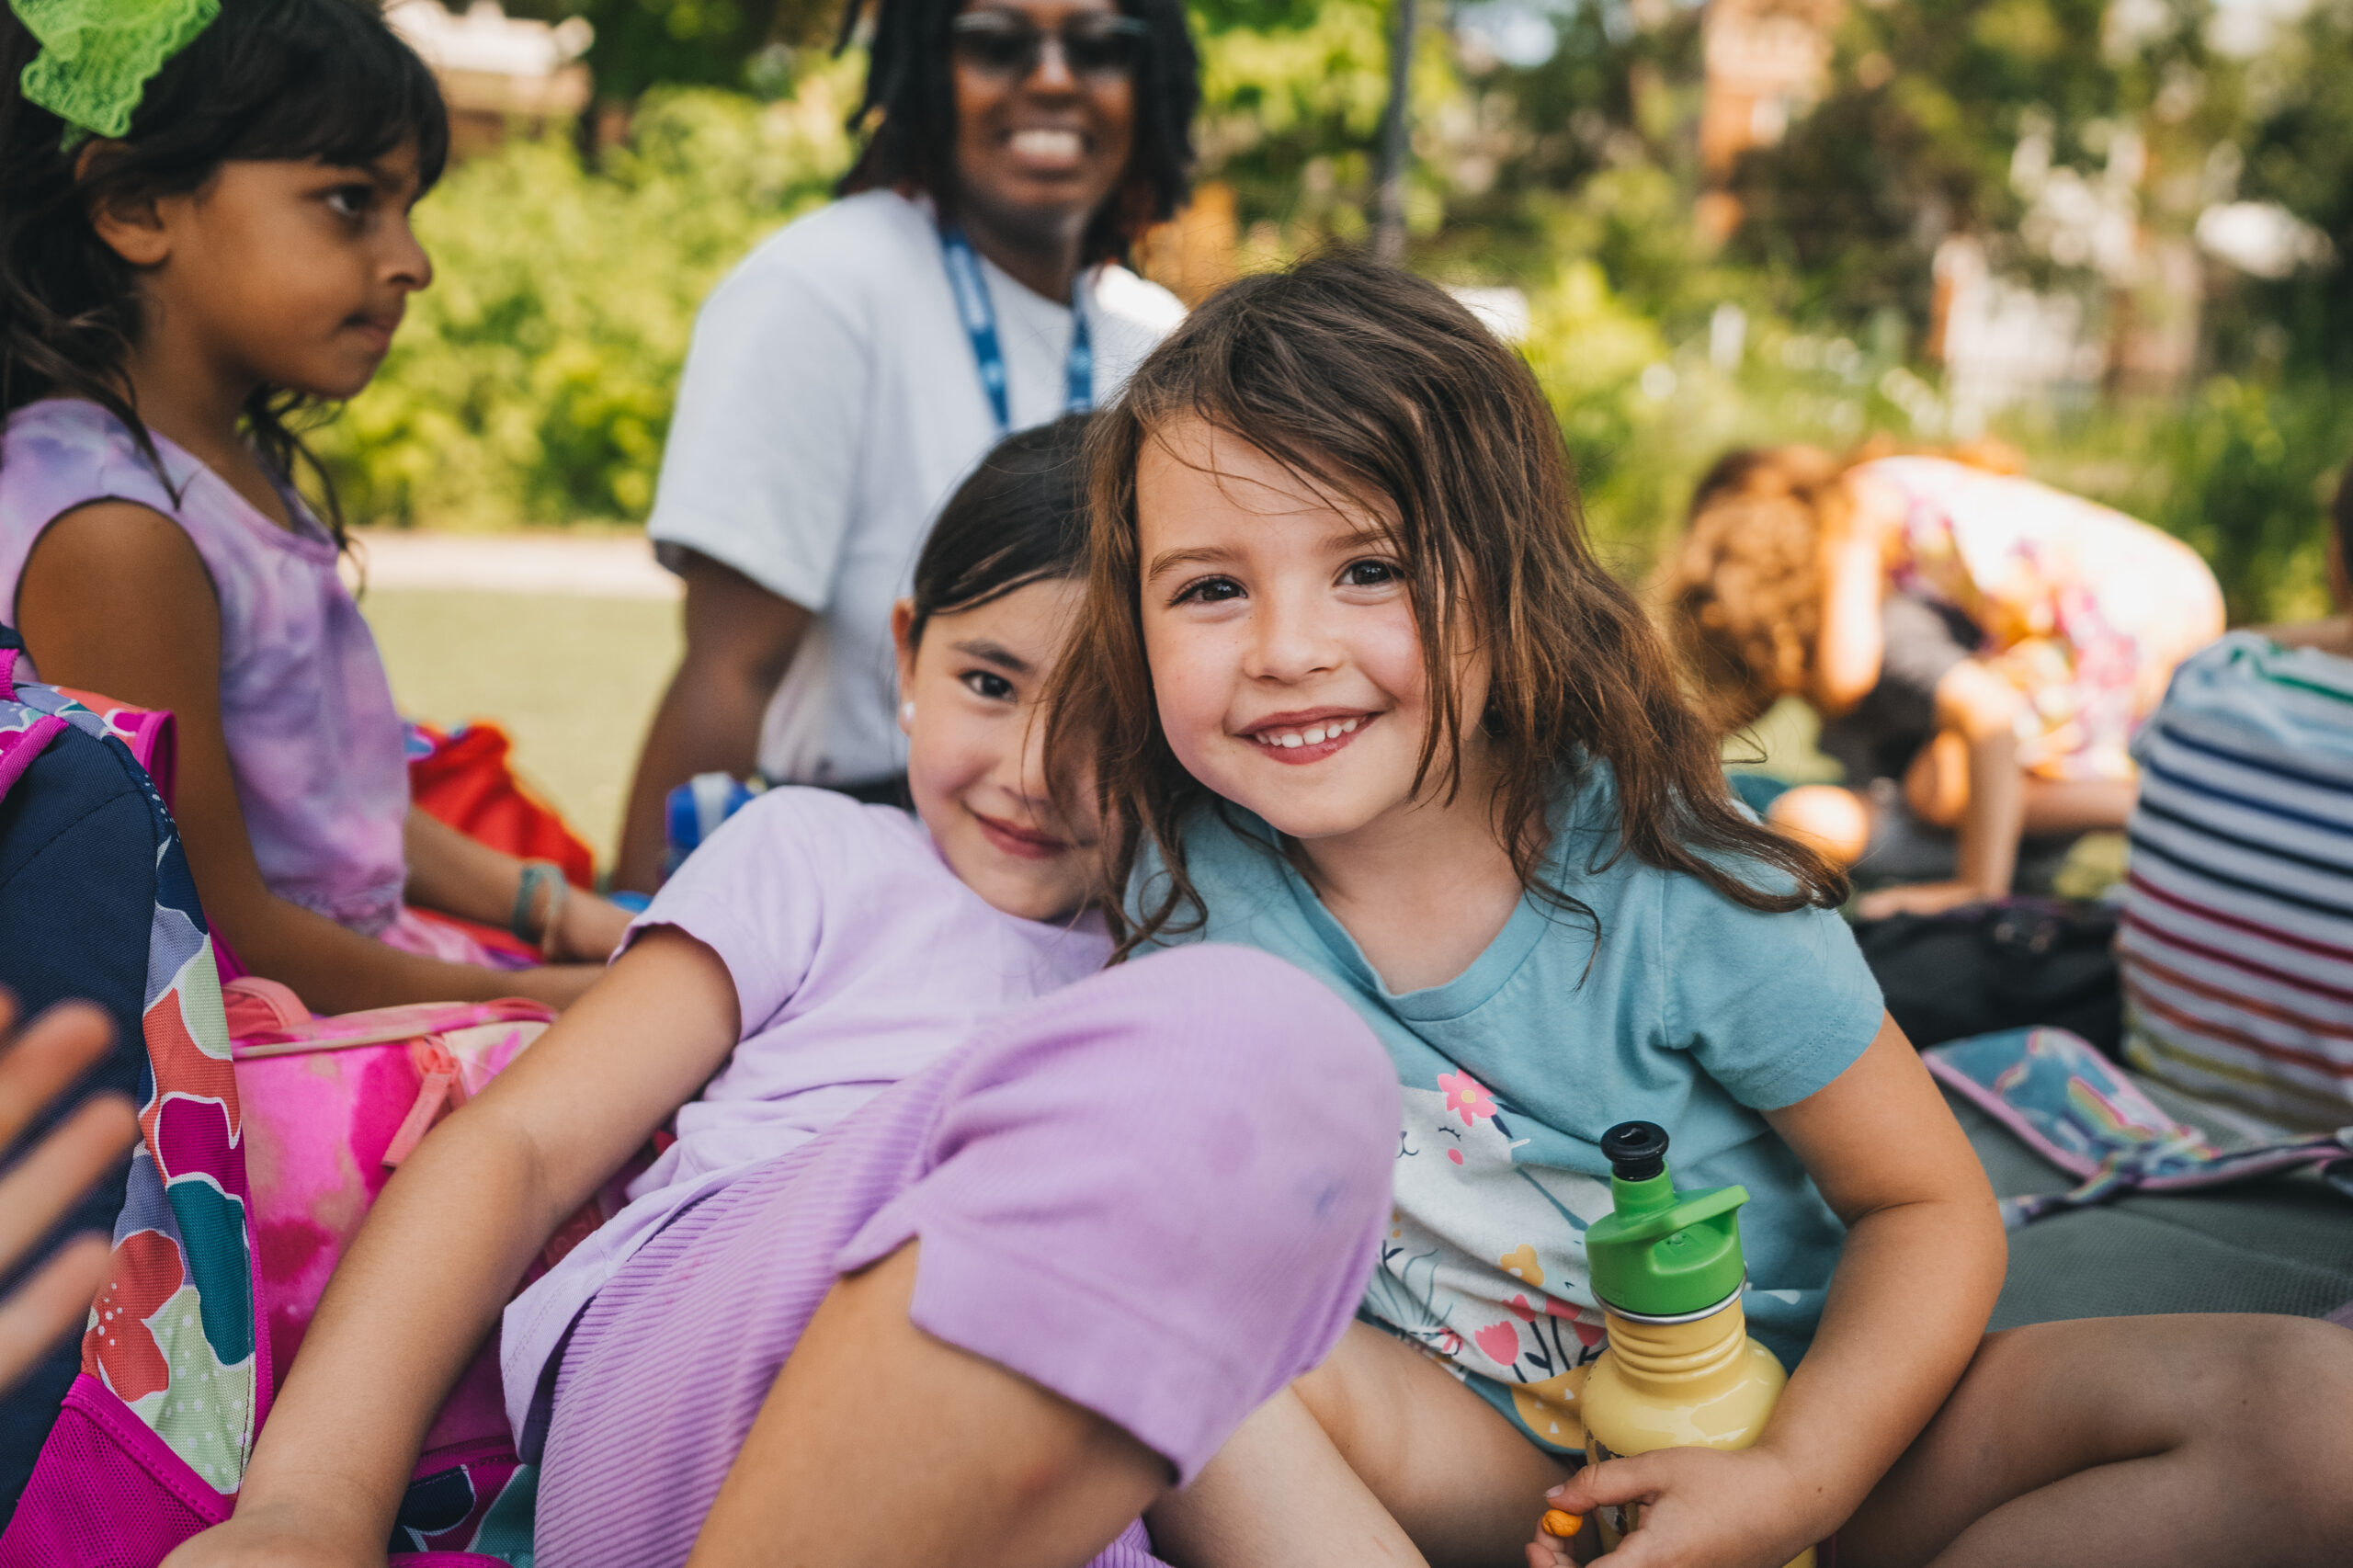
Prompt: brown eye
<box><xmin>1341</xmin><ymin>560</ymin><xmax>1399</xmax><ymax>587</ymax></box>
<box><xmin>1174</xmin><ymin>576</ymin><xmax>1243</xmax><ymax>605</ymax></box>
<box><xmin>962</xmin><ymin>669</ymin><xmax>1017</xmax><ymax>701</ymax></box>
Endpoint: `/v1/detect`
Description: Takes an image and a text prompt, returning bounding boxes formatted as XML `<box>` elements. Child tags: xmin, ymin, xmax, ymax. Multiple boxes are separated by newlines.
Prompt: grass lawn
<box><xmin>362</xmin><ymin>589</ymin><xmax>681</xmax><ymax>868</ymax></box>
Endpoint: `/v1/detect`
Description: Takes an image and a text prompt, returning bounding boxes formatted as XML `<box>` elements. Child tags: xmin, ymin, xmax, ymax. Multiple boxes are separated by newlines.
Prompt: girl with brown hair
<box><xmin>1657</xmin><ymin>445</ymin><xmax>2222</xmax><ymax>917</ymax></box>
<box><xmin>1051</xmin><ymin>250</ymin><xmax>2353</xmax><ymax>1568</ymax></box>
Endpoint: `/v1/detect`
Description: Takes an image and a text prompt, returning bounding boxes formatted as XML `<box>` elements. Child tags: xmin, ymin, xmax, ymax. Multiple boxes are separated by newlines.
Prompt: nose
<box><xmin>1025</xmin><ymin>32</ymin><xmax>1079</xmax><ymax>93</ymax></box>
<box><xmin>387</xmin><ymin>213</ymin><xmax>432</xmax><ymax>293</ymax></box>
<box><xmin>1243</xmin><ymin>584</ymin><xmax>1342</xmax><ymax>686</ymax></box>
<box><xmin>1006</xmin><ymin>704</ymin><xmax>1059</xmax><ymax>816</ymax></box>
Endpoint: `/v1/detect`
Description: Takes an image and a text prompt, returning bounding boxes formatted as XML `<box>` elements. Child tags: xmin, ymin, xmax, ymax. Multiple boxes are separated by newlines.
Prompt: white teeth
<box><xmin>1010</xmin><ymin>129</ymin><xmax>1083</xmax><ymax>158</ymax></box>
<box><xmin>1253</xmin><ymin>717</ymin><xmax>1368</xmax><ymax>749</ymax></box>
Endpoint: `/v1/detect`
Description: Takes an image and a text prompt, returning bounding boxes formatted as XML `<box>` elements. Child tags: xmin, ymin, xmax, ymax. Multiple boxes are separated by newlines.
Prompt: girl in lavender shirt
<box><xmin>166</xmin><ymin>418</ymin><xmax>1399</xmax><ymax>1568</ymax></box>
<box><xmin>0</xmin><ymin>0</ymin><xmax>631</xmax><ymax>1014</ymax></box>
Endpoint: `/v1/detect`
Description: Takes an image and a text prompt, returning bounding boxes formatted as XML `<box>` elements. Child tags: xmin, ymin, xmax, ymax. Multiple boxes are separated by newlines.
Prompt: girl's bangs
<box><xmin>235</xmin><ymin>28</ymin><xmax>450</xmax><ymax>187</ymax></box>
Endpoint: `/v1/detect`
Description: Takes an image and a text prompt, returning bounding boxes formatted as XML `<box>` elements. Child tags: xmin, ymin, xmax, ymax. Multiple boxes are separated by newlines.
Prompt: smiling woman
<box><xmin>610</xmin><ymin>0</ymin><xmax>1200</xmax><ymax>892</ymax></box>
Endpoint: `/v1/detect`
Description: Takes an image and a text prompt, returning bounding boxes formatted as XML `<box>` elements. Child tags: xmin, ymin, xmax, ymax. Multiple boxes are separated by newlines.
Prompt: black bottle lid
<box><xmin>1600</xmin><ymin>1119</ymin><xmax>1670</xmax><ymax>1182</ymax></box>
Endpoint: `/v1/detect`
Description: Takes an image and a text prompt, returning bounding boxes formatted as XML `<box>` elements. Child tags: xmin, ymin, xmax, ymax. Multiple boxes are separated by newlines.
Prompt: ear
<box><xmin>891</xmin><ymin>597</ymin><xmax>919</xmax><ymax>727</ymax></box>
<box><xmin>79</xmin><ymin>143</ymin><xmax>172</xmax><ymax>268</ymax></box>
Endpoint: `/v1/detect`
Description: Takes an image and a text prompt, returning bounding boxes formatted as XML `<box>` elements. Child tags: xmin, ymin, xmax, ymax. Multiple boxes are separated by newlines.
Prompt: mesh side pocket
<box><xmin>0</xmin><ymin>1377</ymin><xmax>226</xmax><ymax>1567</ymax></box>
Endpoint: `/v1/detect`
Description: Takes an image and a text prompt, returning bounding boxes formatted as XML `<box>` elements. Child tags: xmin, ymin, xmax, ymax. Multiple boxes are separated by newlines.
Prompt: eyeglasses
<box><xmin>949</xmin><ymin>12</ymin><xmax>1151</xmax><ymax>82</ymax></box>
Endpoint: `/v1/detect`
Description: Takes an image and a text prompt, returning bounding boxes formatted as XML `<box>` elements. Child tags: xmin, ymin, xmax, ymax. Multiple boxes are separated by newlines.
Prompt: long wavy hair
<box><xmin>0</xmin><ymin>0</ymin><xmax>449</xmax><ymax>544</ymax></box>
<box><xmin>1048</xmin><ymin>250</ymin><xmax>1847</xmax><ymax>960</ymax></box>
<box><xmin>835</xmin><ymin>0</ymin><xmax>1197</xmax><ymax>266</ymax></box>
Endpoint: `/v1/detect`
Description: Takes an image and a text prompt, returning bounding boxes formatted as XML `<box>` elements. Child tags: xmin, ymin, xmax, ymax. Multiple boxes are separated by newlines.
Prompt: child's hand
<box><xmin>554</xmin><ymin>888</ymin><xmax>636</xmax><ymax>963</ymax></box>
<box><xmin>1541</xmin><ymin>1445</ymin><xmax>1828</xmax><ymax>1568</ymax></box>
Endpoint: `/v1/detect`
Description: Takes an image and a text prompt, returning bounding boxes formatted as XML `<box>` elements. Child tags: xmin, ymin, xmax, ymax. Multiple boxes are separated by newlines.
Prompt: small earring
<box><xmin>900</xmin><ymin>700</ymin><xmax>916</xmax><ymax>723</ymax></box>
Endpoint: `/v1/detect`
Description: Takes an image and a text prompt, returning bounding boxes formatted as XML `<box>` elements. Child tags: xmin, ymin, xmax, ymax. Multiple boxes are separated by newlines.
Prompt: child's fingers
<box><xmin>1546</xmin><ymin>1449</ymin><xmax>1668</xmax><ymax>1514</ymax></box>
<box><xmin>0</xmin><ymin>1233</ymin><xmax>112</xmax><ymax>1389</ymax></box>
<box><xmin>0</xmin><ymin>1093</ymin><xmax>139</xmax><ymax>1276</ymax></box>
<box><xmin>0</xmin><ymin>1001</ymin><xmax>114</xmax><ymax>1150</ymax></box>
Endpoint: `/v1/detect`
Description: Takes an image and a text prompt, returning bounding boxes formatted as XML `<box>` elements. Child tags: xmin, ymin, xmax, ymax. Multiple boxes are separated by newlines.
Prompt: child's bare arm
<box><xmin>1547</xmin><ymin>1013</ymin><xmax>2003</xmax><ymax>1565</ymax></box>
<box><xmin>19</xmin><ymin>505</ymin><xmax>603</xmax><ymax>1010</ymax></box>
<box><xmin>404</xmin><ymin>810</ymin><xmax>636</xmax><ymax>962</ymax></box>
<box><xmin>1808</xmin><ymin>477</ymin><xmax>1901</xmax><ymax>716</ymax></box>
<box><xmin>160</xmin><ymin>928</ymin><xmax>741</xmax><ymax>1566</ymax></box>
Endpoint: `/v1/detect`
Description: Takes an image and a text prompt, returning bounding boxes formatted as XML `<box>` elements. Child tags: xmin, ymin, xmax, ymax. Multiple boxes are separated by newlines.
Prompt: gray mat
<box><xmin>1946</xmin><ymin>1081</ymin><xmax>2353</xmax><ymax>1327</ymax></box>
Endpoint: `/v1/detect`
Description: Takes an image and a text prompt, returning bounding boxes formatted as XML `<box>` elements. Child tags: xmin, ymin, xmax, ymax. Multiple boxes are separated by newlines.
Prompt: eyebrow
<box><xmin>951</xmin><ymin>637</ymin><xmax>1033</xmax><ymax>675</ymax></box>
<box><xmin>1143</xmin><ymin>545</ymin><xmax>1237</xmax><ymax>584</ymax></box>
<box><xmin>1325</xmin><ymin>525</ymin><xmax>1394</xmax><ymax>553</ymax></box>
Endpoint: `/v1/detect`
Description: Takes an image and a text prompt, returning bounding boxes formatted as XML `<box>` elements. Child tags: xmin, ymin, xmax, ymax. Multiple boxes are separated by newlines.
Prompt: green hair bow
<box><xmin>12</xmin><ymin>0</ymin><xmax>221</xmax><ymax>142</ymax></box>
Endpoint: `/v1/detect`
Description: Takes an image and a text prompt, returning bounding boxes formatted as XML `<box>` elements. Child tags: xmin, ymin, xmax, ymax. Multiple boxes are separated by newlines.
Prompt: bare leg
<box><xmin>1768</xmin><ymin>785</ymin><xmax>1873</xmax><ymax>867</ymax></box>
<box><xmin>1146</xmin><ymin>1384</ymin><xmax>1427</xmax><ymax>1568</ymax></box>
<box><xmin>1153</xmin><ymin>1324</ymin><xmax>1574</xmax><ymax>1568</ymax></box>
<box><xmin>687</xmin><ymin>1241</ymin><xmax>1168</xmax><ymax>1568</ymax></box>
<box><xmin>1844</xmin><ymin>1314</ymin><xmax>2353</xmax><ymax>1568</ymax></box>
<box><xmin>2018</xmin><ymin>776</ymin><xmax>2136</xmax><ymax>836</ymax></box>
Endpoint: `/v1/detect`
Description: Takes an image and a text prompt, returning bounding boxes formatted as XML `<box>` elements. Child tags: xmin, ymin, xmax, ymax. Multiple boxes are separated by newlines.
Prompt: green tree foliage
<box><xmin>319</xmin><ymin>73</ymin><xmax>857</xmax><ymax>526</ymax></box>
<box><xmin>1727</xmin><ymin>0</ymin><xmax>2229</xmax><ymax>323</ymax></box>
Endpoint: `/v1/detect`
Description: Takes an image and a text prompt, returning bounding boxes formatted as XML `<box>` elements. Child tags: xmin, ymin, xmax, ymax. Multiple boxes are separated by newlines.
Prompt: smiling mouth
<box><xmin>972</xmin><ymin>808</ymin><xmax>1073</xmax><ymax>860</ymax></box>
<box><xmin>1240</xmin><ymin>711</ymin><xmax>1374</xmax><ymax>764</ymax></box>
<box><xmin>1006</xmin><ymin>128</ymin><xmax>1086</xmax><ymax>165</ymax></box>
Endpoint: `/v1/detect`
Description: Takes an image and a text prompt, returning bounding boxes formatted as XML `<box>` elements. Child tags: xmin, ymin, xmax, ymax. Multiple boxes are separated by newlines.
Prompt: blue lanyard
<box><xmin>939</xmin><ymin>224</ymin><xmax>1093</xmax><ymax>435</ymax></box>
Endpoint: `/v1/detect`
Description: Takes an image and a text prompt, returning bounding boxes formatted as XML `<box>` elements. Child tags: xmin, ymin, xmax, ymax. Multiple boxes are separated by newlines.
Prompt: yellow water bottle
<box><xmin>1574</xmin><ymin>1120</ymin><xmax>1815</xmax><ymax>1568</ymax></box>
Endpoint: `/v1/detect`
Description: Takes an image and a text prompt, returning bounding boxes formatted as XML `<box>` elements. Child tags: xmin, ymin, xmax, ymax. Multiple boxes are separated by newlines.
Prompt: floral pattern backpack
<box><xmin>0</xmin><ymin>669</ymin><xmax>554</xmax><ymax>1567</ymax></box>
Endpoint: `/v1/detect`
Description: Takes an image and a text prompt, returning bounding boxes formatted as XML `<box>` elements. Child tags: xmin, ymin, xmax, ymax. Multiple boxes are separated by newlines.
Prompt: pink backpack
<box><xmin>0</xmin><ymin>689</ymin><xmax>563</xmax><ymax>1567</ymax></box>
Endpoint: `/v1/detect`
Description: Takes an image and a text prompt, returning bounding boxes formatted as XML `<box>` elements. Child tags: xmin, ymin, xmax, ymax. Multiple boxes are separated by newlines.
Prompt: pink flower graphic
<box><xmin>1473</xmin><ymin>1320</ymin><xmax>1522</xmax><ymax>1368</ymax></box>
<box><xmin>1437</xmin><ymin>1071</ymin><xmax>1498</xmax><ymax>1128</ymax></box>
<box><xmin>1436</xmin><ymin>1328</ymin><xmax>1463</xmax><ymax>1357</ymax></box>
<box><xmin>1506</xmin><ymin>1294</ymin><xmax>1538</xmax><ymax>1323</ymax></box>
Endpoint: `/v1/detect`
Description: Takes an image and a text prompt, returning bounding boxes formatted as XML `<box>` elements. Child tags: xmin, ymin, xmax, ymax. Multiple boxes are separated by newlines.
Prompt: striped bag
<box><xmin>2120</xmin><ymin>632</ymin><xmax>2353</xmax><ymax>1130</ymax></box>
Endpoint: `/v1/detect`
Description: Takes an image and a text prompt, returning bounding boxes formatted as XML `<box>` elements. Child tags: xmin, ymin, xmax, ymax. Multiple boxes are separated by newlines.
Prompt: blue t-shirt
<box><xmin>1133</xmin><ymin>776</ymin><xmax>1883</xmax><ymax>1450</ymax></box>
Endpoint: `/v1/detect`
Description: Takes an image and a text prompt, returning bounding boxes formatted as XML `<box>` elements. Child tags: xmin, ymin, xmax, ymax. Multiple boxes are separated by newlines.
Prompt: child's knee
<box><xmin>1767</xmin><ymin>784</ymin><xmax>1870</xmax><ymax>865</ymax></box>
<box><xmin>1902</xmin><ymin>730</ymin><xmax>1972</xmax><ymax>827</ymax></box>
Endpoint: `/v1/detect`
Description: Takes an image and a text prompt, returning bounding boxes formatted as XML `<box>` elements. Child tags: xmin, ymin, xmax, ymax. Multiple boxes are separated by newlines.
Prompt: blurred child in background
<box><xmin>1660</xmin><ymin>445</ymin><xmax>2222</xmax><ymax>917</ymax></box>
<box><xmin>0</xmin><ymin>0</ymin><xmax>631</xmax><ymax>1012</ymax></box>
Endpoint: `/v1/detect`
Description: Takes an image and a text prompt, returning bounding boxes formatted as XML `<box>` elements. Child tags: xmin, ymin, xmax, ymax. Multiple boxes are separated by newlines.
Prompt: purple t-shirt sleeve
<box><xmin>620</xmin><ymin>791</ymin><xmax>824</xmax><ymax>1040</ymax></box>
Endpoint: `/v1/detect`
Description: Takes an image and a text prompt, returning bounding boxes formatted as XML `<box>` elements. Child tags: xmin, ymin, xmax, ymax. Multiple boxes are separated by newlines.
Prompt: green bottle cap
<box><xmin>1586</xmin><ymin>1121</ymin><xmax>1750</xmax><ymax>1318</ymax></box>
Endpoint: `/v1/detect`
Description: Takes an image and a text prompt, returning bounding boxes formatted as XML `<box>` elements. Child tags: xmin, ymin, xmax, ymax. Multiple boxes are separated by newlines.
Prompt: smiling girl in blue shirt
<box><xmin>1051</xmin><ymin>252</ymin><xmax>2353</xmax><ymax>1568</ymax></box>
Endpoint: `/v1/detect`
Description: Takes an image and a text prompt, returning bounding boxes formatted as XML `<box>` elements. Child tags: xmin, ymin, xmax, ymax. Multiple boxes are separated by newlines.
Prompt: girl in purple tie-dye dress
<box><xmin>0</xmin><ymin>0</ymin><xmax>629</xmax><ymax>1011</ymax></box>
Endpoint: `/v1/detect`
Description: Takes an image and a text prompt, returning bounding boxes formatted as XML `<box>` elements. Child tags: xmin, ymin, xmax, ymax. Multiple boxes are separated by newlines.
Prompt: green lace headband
<box><xmin>11</xmin><ymin>0</ymin><xmax>221</xmax><ymax>142</ymax></box>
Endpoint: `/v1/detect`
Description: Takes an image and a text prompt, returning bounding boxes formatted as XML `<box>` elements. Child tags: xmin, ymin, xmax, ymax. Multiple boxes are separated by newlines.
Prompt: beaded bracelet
<box><xmin>512</xmin><ymin>861</ymin><xmax>567</xmax><ymax>958</ymax></box>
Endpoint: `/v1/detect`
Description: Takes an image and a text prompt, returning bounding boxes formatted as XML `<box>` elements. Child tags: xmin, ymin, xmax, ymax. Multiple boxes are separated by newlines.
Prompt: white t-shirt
<box><xmin>647</xmin><ymin>188</ymin><xmax>1185</xmax><ymax>786</ymax></box>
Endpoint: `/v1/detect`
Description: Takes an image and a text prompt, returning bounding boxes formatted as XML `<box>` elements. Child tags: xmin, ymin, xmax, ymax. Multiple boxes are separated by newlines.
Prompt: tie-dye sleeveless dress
<box><xmin>1847</xmin><ymin>455</ymin><xmax>2224</xmax><ymax>780</ymax></box>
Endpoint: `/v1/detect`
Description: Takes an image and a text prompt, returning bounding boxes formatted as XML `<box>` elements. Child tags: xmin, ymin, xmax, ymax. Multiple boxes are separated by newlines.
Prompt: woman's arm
<box><xmin>1546</xmin><ymin>1015</ymin><xmax>2003</xmax><ymax>1564</ymax></box>
<box><xmin>161</xmin><ymin>927</ymin><xmax>740</xmax><ymax>1566</ymax></box>
<box><xmin>403</xmin><ymin>811</ymin><xmax>633</xmax><ymax>962</ymax></box>
<box><xmin>612</xmin><ymin>551</ymin><xmax>812</xmax><ymax>893</ymax></box>
<box><xmin>19</xmin><ymin>505</ymin><xmax>601</xmax><ymax>1011</ymax></box>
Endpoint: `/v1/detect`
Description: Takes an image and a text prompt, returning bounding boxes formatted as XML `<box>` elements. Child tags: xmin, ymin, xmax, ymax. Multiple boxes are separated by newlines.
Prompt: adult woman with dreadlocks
<box><xmin>610</xmin><ymin>0</ymin><xmax>1197</xmax><ymax>892</ymax></box>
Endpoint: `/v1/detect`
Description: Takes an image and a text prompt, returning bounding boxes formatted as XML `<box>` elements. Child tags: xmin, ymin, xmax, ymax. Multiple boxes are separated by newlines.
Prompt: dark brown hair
<box><xmin>1049</xmin><ymin>249</ymin><xmax>1846</xmax><ymax>959</ymax></box>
